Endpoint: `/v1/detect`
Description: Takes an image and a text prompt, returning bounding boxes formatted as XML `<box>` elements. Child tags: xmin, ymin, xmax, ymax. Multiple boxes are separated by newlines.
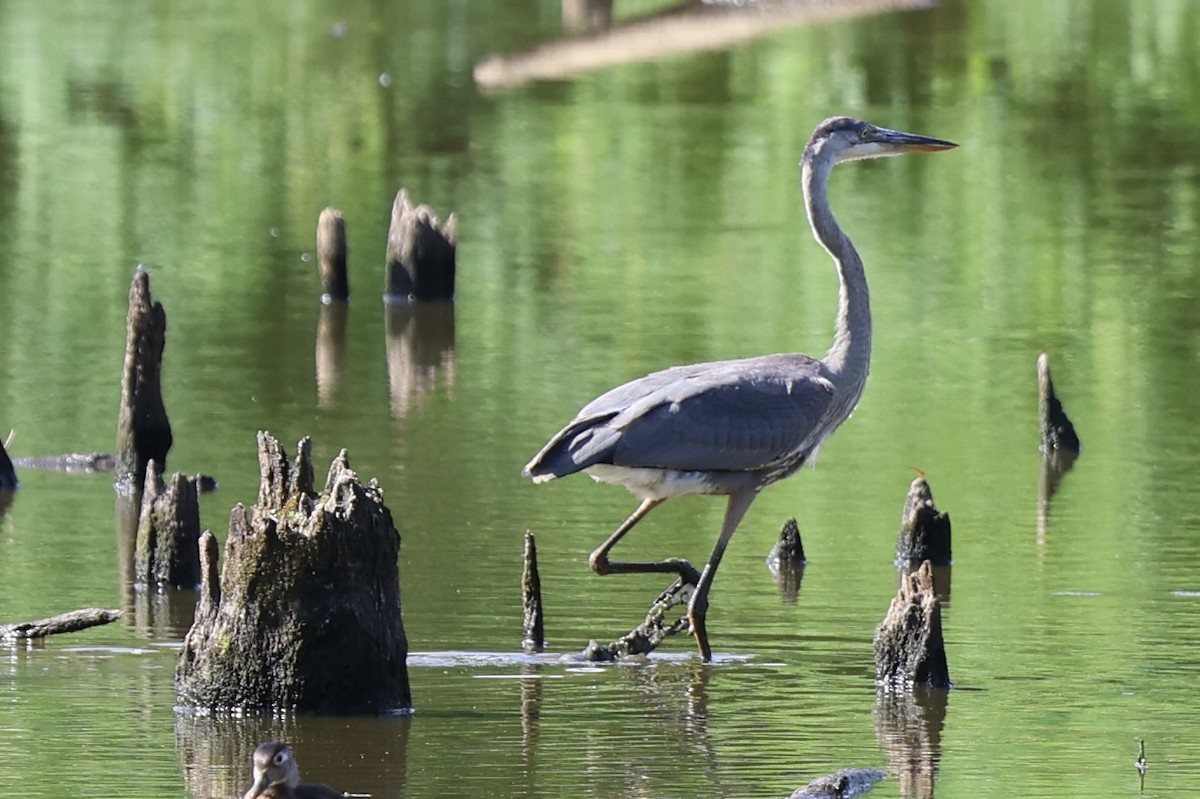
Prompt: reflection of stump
<box><xmin>1037</xmin><ymin>352</ymin><xmax>1080</xmax><ymax>453</ymax></box>
<box><xmin>135</xmin><ymin>465</ymin><xmax>202</xmax><ymax>588</ymax></box>
<box><xmin>874</xmin><ymin>686</ymin><xmax>947</xmax><ymax>799</ymax></box>
<box><xmin>874</xmin><ymin>561</ymin><xmax>951</xmax><ymax>690</ymax></box>
<box><xmin>115</xmin><ymin>269</ymin><xmax>173</xmax><ymax>494</ymax></box>
<box><xmin>175</xmin><ymin>432</ymin><xmax>411</xmax><ymax>714</ymax></box>
<box><xmin>315</xmin><ymin>301</ymin><xmax>349</xmax><ymax>408</ymax></box>
<box><xmin>384</xmin><ymin>189</ymin><xmax>457</xmax><ymax>301</ymax></box>
<box><xmin>317</xmin><ymin>207</ymin><xmax>349</xmax><ymax>302</ymax></box>
<box><xmin>895</xmin><ymin>477</ymin><xmax>951</xmax><ymax>569</ymax></box>
<box><xmin>384</xmin><ymin>302</ymin><xmax>457</xmax><ymax>418</ymax></box>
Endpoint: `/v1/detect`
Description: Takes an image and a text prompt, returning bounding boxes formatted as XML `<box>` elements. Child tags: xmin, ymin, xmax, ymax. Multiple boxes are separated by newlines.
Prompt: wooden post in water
<box><xmin>1037</xmin><ymin>352</ymin><xmax>1080</xmax><ymax>453</ymax></box>
<box><xmin>522</xmin><ymin>531</ymin><xmax>545</xmax><ymax>652</ymax></box>
<box><xmin>135</xmin><ymin>464</ymin><xmax>203</xmax><ymax>588</ymax></box>
<box><xmin>115</xmin><ymin>269</ymin><xmax>173</xmax><ymax>494</ymax></box>
<box><xmin>384</xmin><ymin>189</ymin><xmax>457</xmax><ymax>302</ymax></box>
<box><xmin>894</xmin><ymin>476</ymin><xmax>951</xmax><ymax>570</ymax></box>
<box><xmin>317</xmin><ymin>207</ymin><xmax>350</xmax><ymax>302</ymax></box>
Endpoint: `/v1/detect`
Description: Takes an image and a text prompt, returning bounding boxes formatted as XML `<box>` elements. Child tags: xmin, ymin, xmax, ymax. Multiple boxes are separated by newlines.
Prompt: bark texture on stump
<box><xmin>787</xmin><ymin>768</ymin><xmax>888</xmax><ymax>799</ymax></box>
<box><xmin>115</xmin><ymin>269</ymin><xmax>172</xmax><ymax>494</ymax></box>
<box><xmin>522</xmin><ymin>531</ymin><xmax>545</xmax><ymax>652</ymax></box>
<box><xmin>384</xmin><ymin>189</ymin><xmax>457</xmax><ymax>301</ymax></box>
<box><xmin>135</xmin><ymin>464</ymin><xmax>202</xmax><ymax>588</ymax></box>
<box><xmin>175</xmin><ymin>432</ymin><xmax>411</xmax><ymax>714</ymax></box>
<box><xmin>1038</xmin><ymin>352</ymin><xmax>1080</xmax><ymax>453</ymax></box>
<box><xmin>874</xmin><ymin>560</ymin><xmax>951</xmax><ymax>690</ymax></box>
<box><xmin>895</xmin><ymin>477</ymin><xmax>951</xmax><ymax>568</ymax></box>
<box><xmin>317</xmin><ymin>207</ymin><xmax>350</xmax><ymax>302</ymax></box>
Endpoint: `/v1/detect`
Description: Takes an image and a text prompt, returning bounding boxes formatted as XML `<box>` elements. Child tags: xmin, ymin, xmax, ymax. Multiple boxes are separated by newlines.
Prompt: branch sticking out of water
<box><xmin>0</xmin><ymin>608</ymin><xmax>122</xmax><ymax>642</ymax></box>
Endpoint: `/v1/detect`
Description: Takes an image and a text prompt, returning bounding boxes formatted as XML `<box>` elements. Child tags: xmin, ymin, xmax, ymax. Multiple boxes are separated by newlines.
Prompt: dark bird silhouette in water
<box><xmin>524</xmin><ymin>116</ymin><xmax>956</xmax><ymax>661</ymax></box>
<box><xmin>243</xmin><ymin>741</ymin><xmax>343</xmax><ymax>799</ymax></box>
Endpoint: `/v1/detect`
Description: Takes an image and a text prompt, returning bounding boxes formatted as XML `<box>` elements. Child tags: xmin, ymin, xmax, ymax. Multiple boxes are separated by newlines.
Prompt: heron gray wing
<box><xmin>525</xmin><ymin>354</ymin><xmax>835</xmax><ymax>478</ymax></box>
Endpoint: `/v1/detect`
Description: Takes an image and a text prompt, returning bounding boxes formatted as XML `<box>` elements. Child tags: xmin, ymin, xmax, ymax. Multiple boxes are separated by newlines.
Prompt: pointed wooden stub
<box><xmin>175</xmin><ymin>431</ymin><xmax>410</xmax><ymax>714</ymax></box>
<box><xmin>384</xmin><ymin>189</ymin><xmax>457</xmax><ymax>301</ymax></box>
<box><xmin>895</xmin><ymin>477</ymin><xmax>951</xmax><ymax>568</ymax></box>
<box><xmin>769</xmin><ymin>517</ymin><xmax>807</xmax><ymax>567</ymax></box>
<box><xmin>115</xmin><ymin>269</ymin><xmax>172</xmax><ymax>494</ymax></box>
<box><xmin>874</xmin><ymin>560</ymin><xmax>951</xmax><ymax>690</ymax></box>
<box><xmin>522</xmin><ymin>531</ymin><xmax>545</xmax><ymax>652</ymax></box>
<box><xmin>135</xmin><ymin>465</ymin><xmax>203</xmax><ymax>588</ymax></box>
<box><xmin>317</xmin><ymin>206</ymin><xmax>350</xmax><ymax>302</ymax></box>
<box><xmin>1038</xmin><ymin>352</ymin><xmax>1081</xmax><ymax>453</ymax></box>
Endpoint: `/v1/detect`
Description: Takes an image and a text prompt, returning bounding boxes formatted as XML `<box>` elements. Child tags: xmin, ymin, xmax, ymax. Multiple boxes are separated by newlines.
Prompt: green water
<box><xmin>2</xmin><ymin>0</ymin><xmax>1199</xmax><ymax>796</ymax></box>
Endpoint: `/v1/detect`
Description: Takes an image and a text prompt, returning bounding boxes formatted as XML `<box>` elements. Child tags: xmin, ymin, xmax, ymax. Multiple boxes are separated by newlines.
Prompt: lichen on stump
<box><xmin>115</xmin><ymin>269</ymin><xmax>173</xmax><ymax>494</ymax></box>
<box><xmin>175</xmin><ymin>432</ymin><xmax>411</xmax><ymax>714</ymax></box>
<box><xmin>874</xmin><ymin>560</ymin><xmax>951</xmax><ymax>690</ymax></box>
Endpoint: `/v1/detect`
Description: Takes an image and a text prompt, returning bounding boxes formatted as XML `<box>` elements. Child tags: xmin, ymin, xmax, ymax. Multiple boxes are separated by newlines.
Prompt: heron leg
<box><xmin>589</xmin><ymin>498</ymin><xmax>702</xmax><ymax>585</ymax></box>
<box><xmin>688</xmin><ymin>489</ymin><xmax>758</xmax><ymax>662</ymax></box>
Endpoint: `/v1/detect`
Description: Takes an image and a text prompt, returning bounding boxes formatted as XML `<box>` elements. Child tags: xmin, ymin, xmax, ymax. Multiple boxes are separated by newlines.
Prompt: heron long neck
<box><xmin>802</xmin><ymin>154</ymin><xmax>871</xmax><ymax>401</ymax></box>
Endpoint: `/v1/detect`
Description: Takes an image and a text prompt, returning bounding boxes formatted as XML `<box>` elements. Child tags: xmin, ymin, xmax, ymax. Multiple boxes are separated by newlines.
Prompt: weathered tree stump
<box><xmin>1038</xmin><ymin>352</ymin><xmax>1081</xmax><ymax>454</ymax></box>
<box><xmin>135</xmin><ymin>464</ymin><xmax>202</xmax><ymax>588</ymax></box>
<box><xmin>895</xmin><ymin>477</ymin><xmax>951</xmax><ymax>569</ymax></box>
<box><xmin>317</xmin><ymin>206</ymin><xmax>350</xmax><ymax>302</ymax></box>
<box><xmin>874</xmin><ymin>560</ymin><xmax>951</xmax><ymax>690</ymax></box>
<box><xmin>0</xmin><ymin>432</ymin><xmax>16</xmax><ymax>490</ymax></box>
<box><xmin>787</xmin><ymin>768</ymin><xmax>888</xmax><ymax>799</ymax></box>
<box><xmin>583</xmin><ymin>576</ymin><xmax>694</xmax><ymax>661</ymax></box>
<box><xmin>522</xmin><ymin>531</ymin><xmax>545</xmax><ymax>652</ymax></box>
<box><xmin>115</xmin><ymin>269</ymin><xmax>173</xmax><ymax>494</ymax></box>
<box><xmin>175</xmin><ymin>432</ymin><xmax>410</xmax><ymax>714</ymax></box>
<box><xmin>767</xmin><ymin>517</ymin><xmax>807</xmax><ymax>601</ymax></box>
<box><xmin>0</xmin><ymin>608</ymin><xmax>122</xmax><ymax>641</ymax></box>
<box><xmin>384</xmin><ymin>189</ymin><xmax>457</xmax><ymax>302</ymax></box>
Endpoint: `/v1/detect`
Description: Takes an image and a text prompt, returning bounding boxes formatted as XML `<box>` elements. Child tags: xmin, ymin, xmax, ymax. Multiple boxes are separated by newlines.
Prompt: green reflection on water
<box><xmin>3</xmin><ymin>0</ymin><xmax>1200</xmax><ymax>797</ymax></box>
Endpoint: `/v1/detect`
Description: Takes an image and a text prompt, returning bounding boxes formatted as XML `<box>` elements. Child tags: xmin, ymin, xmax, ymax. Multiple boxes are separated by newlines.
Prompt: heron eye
<box><xmin>858</xmin><ymin>127</ymin><xmax>873</xmax><ymax>141</ymax></box>
<box><xmin>274</xmin><ymin>752</ymin><xmax>287</xmax><ymax>766</ymax></box>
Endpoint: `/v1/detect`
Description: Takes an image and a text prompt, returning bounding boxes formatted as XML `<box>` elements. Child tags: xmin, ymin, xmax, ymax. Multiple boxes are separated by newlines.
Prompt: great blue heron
<box><xmin>243</xmin><ymin>742</ymin><xmax>342</xmax><ymax>799</ymax></box>
<box><xmin>523</xmin><ymin>117</ymin><xmax>956</xmax><ymax>661</ymax></box>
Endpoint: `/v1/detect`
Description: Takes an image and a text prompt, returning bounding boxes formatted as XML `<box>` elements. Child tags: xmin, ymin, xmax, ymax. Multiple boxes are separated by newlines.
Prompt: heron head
<box><xmin>244</xmin><ymin>741</ymin><xmax>301</xmax><ymax>799</ymax></box>
<box><xmin>807</xmin><ymin>117</ymin><xmax>957</xmax><ymax>164</ymax></box>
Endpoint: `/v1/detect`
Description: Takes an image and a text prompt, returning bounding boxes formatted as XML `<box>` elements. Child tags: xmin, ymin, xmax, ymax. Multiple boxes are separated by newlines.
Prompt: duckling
<box><xmin>243</xmin><ymin>741</ymin><xmax>343</xmax><ymax>799</ymax></box>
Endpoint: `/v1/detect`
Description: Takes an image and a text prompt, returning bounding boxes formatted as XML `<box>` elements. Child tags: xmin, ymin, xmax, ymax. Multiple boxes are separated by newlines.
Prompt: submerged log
<box><xmin>1038</xmin><ymin>352</ymin><xmax>1081</xmax><ymax>454</ymax></box>
<box><xmin>522</xmin><ymin>531</ymin><xmax>545</xmax><ymax>652</ymax></box>
<box><xmin>583</xmin><ymin>575</ymin><xmax>695</xmax><ymax>661</ymax></box>
<box><xmin>787</xmin><ymin>768</ymin><xmax>888</xmax><ymax>799</ymax></box>
<box><xmin>115</xmin><ymin>269</ymin><xmax>173</xmax><ymax>494</ymax></box>
<box><xmin>13</xmin><ymin>452</ymin><xmax>116</xmax><ymax>473</ymax></box>
<box><xmin>135</xmin><ymin>465</ymin><xmax>203</xmax><ymax>588</ymax></box>
<box><xmin>0</xmin><ymin>608</ymin><xmax>122</xmax><ymax>641</ymax></box>
<box><xmin>317</xmin><ymin>206</ymin><xmax>350</xmax><ymax>302</ymax></box>
<box><xmin>175</xmin><ymin>432</ymin><xmax>410</xmax><ymax>714</ymax></box>
<box><xmin>384</xmin><ymin>189</ymin><xmax>457</xmax><ymax>302</ymax></box>
<box><xmin>0</xmin><ymin>432</ymin><xmax>15</xmax><ymax>490</ymax></box>
<box><xmin>894</xmin><ymin>477</ymin><xmax>951</xmax><ymax>569</ymax></box>
<box><xmin>874</xmin><ymin>561</ymin><xmax>951</xmax><ymax>690</ymax></box>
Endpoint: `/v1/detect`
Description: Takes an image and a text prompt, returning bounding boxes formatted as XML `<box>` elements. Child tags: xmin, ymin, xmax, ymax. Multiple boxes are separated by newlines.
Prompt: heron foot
<box><xmin>687</xmin><ymin>608</ymin><xmax>713</xmax><ymax>662</ymax></box>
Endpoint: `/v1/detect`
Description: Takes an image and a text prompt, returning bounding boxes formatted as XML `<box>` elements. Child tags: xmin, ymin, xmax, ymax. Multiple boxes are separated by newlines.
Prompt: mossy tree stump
<box><xmin>894</xmin><ymin>477</ymin><xmax>951</xmax><ymax>570</ymax></box>
<box><xmin>115</xmin><ymin>269</ymin><xmax>172</xmax><ymax>494</ymax></box>
<box><xmin>175</xmin><ymin>432</ymin><xmax>410</xmax><ymax>714</ymax></box>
